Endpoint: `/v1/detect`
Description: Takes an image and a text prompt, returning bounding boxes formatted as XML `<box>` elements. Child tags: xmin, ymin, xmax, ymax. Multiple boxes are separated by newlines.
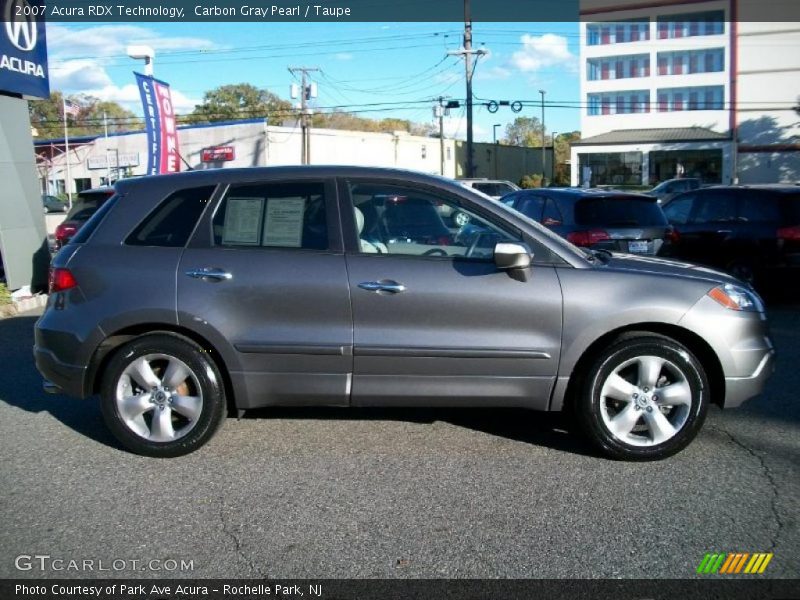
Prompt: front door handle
<box><xmin>185</xmin><ymin>268</ymin><xmax>233</xmax><ymax>281</ymax></box>
<box><xmin>358</xmin><ymin>280</ymin><xmax>406</xmax><ymax>294</ymax></box>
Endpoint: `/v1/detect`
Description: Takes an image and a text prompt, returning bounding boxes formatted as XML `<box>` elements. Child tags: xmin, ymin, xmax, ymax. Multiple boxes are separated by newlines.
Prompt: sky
<box><xmin>45</xmin><ymin>21</ymin><xmax>582</xmax><ymax>142</ymax></box>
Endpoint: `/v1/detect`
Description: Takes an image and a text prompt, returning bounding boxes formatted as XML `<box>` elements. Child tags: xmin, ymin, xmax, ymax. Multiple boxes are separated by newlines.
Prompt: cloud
<box><xmin>45</xmin><ymin>24</ymin><xmax>209</xmax><ymax>113</ymax></box>
<box><xmin>475</xmin><ymin>66</ymin><xmax>512</xmax><ymax>82</ymax></box>
<box><xmin>334</xmin><ymin>52</ymin><xmax>354</xmax><ymax>61</ymax></box>
<box><xmin>510</xmin><ymin>33</ymin><xmax>577</xmax><ymax>74</ymax></box>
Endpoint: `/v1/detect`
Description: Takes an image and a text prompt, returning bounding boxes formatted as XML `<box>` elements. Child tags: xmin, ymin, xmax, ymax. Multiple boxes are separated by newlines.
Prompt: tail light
<box><xmin>666</xmin><ymin>226</ymin><xmax>680</xmax><ymax>243</ymax></box>
<box><xmin>777</xmin><ymin>225</ymin><xmax>800</xmax><ymax>240</ymax></box>
<box><xmin>54</xmin><ymin>222</ymin><xmax>78</xmax><ymax>245</ymax></box>
<box><xmin>567</xmin><ymin>229</ymin><xmax>610</xmax><ymax>247</ymax></box>
<box><xmin>49</xmin><ymin>267</ymin><xmax>77</xmax><ymax>293</ymax></box>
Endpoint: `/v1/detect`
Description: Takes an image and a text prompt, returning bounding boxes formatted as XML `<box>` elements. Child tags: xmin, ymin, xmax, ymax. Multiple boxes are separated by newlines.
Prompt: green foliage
<box><xmin>503</xmin><ymin>116</ymin><xmax>544</xmax><ymax>147</ymax></box>
<box><xmin>0</xmin><ymin>283</ymin><xmax>11</xmax><ymax>306</ymax></box>
<box><xmin>519</xmin><ymin>174</ymin><xmax>543</xmax><ymax>189</ymax></box>
<box><xmin>311</xmin><ymin>109</ymin><xmax>435</xmax><ymax>136</ymax></box>
<box><xmin>30</xmin><ymin>91</ymin><xmax>139</xmax><ymax>139</ymax></box>
<box><xmin>187</xmin><ymin>83</ymin><xmax>293</xmax><ymax>124</ymax></box>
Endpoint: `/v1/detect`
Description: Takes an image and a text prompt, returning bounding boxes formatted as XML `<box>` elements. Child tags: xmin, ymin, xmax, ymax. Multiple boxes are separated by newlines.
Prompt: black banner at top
<box><xmin>2</xmin><ymin>0</ymin><xmax>800</xmax><ymax>22</ymax></box>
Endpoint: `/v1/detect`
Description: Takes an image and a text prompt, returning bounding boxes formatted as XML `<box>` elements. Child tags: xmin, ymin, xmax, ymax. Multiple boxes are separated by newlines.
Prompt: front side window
<box><xmin>213</xmin><ymin>181</ymin><xmax>329</xmax><ymax>250</ymax></box>
<box><xmin>127</xmin><ymin>185</ymin><xmax>215</xmax><ymax>247</ymax></box>
<box><xmin>348</xmin><ymin>182</ymin><xmax>519</xmax><ymax>259</ymax></box>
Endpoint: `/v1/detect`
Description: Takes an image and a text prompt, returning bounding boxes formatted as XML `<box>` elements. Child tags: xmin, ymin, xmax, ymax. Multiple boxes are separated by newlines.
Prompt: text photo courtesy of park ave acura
<box><xmin>1</xmin><ymin>0</ymin><xmax>799</xmax><ymax>598</ymax></box>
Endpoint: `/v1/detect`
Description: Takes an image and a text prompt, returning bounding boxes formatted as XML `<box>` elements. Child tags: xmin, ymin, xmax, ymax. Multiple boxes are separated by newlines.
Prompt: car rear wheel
<box><xmin>576</xmin><ymin>334</ymin><xmax>708</xmax><ymax>461</ymax></box>
<box><xmin>100</xmin><ymin>334</ymin><xmax>226</xmax><ymax>457</ymax></box>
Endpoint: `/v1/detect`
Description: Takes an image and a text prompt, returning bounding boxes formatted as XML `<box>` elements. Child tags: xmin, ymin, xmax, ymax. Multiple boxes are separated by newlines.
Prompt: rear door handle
<box><xmin>185</xmin><ymin>268</ymin><xmax>232</xmax><ymax>281</ymax></box>
<box><xmin>358</xmin><ymin>280</ymin><xmax>406</xmax><ymax>293</ymax></box>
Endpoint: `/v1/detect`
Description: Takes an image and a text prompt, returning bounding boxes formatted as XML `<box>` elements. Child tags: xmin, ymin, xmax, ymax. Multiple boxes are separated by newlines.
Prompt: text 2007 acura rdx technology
<box><xmin>34</xmin><ymin>167</ymin><xmax>774</xmax><ymax>460</ymax></box>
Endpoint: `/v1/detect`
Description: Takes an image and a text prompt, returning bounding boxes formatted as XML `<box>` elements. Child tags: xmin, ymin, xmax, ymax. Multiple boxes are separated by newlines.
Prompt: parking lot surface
<box><xmin>1</xmin><ymin>306</ymin><xmax>797</xmax><ymax>579</ymax></box>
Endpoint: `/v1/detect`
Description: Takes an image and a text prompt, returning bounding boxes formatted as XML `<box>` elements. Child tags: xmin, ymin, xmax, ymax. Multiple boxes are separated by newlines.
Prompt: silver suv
<box><xmin>35</xmin><ymin>167</ymin><xmax>774</xmax><ymax>459</ymax></box>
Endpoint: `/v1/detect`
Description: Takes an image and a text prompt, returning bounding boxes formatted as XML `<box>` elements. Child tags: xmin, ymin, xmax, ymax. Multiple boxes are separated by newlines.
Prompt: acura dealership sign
<box><xmin>0</xmin><ymin>0</ymin><xmax>49</xmax><ymax>98</ymax></box>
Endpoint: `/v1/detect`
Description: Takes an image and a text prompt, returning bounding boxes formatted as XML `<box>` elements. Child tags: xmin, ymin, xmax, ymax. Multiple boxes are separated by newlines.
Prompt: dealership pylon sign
<box><xmin>134</xmin><ymin>71</ymin><xmax>180</xmax><ymax>175</ymax></box>
<box><xmin>0</xmin><ymin>0</ymin><xmax>50</xmax><ymax>98</ymax></box>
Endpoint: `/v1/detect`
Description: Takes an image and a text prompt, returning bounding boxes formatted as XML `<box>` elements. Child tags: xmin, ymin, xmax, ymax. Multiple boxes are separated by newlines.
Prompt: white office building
<box><xmin>572</xmin><ymin>0</ymin><xmax>800</xmax><ymax>186</ymax></box>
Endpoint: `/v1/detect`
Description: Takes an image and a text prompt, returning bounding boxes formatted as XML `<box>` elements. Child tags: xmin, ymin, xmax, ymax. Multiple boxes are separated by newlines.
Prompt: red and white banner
<box><xmin>135</xmin><ymin>72</ymin><xmax>181</xmax><ymax>175</ymax></box>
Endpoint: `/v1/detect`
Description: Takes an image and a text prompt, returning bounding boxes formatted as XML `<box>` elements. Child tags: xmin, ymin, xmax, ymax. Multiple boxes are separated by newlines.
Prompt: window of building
<box><xmin>655</xmin><ymin>86</ymin><xmax>723</xmax><ymax>111</ymax></box>
<box><xmin>587</xmin><ymin>54</ymin><xmax>649</xmax><ymax>81</ymax></box>
<box><xmin>587</xmin><ymin>91</ymin><xmax>650</xmax><ymax>115</ymax></box>
<box><xmin>127</xmin><ymin>186</ymin><xmax>216</xmax><ymax>247</ymax></box>
<box><xmin>212</xmin><ymin>181</ymin><xmax>329</xmax><ymax>250</ymax></box>
<box><xmin>578</xmin><ymin>152</ymin><xmax>643</xmax><ymax>186</ymax></box>
<box><xmin>74</xmin><ymin>178</ymin><xmax>92</xmax><ymax>193</ymax></box>
<box><xmin>656</xmin><ymin>48</ymin><xmax>724</xmax><ymax>76</ymax></box>
<box><xmin>656</xmin><ymin>11</ymin><xmax>724</xmax><ymax>39</ymax></box>
<box><xmin>587</xmin><ymin>19</ymin><xmax>649</xmax><ymax>45</ymax></box>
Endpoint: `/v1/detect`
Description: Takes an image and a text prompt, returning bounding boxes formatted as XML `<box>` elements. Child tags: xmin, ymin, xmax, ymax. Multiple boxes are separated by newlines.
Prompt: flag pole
<box><xmin>63</xmin><ymin>96</ymin><xmax>72</xmax><ymax>208</ymax></box>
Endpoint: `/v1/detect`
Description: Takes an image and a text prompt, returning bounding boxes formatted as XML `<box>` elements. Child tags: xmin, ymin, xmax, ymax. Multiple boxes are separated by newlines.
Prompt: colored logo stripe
<box><xmin>698</xmin><ymin>553</ymin><xmax>773</xmax><ymax>574</ymax></box>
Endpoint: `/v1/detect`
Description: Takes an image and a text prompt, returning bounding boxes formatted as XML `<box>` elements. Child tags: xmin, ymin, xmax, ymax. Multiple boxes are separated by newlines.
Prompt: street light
<box><xmin>127</xmin><ymin>45</ymin><xmax>155</xmax><ymax>76</ymax></box>
<box><xmin>492</xmin><ymin>123</ymin><xmax>501</xmax><ymax>144</ymax></box>
<box><xmin>539</xmin><ymin>89</ymin><xmax>546</xmax><ymax>187</ymax></box>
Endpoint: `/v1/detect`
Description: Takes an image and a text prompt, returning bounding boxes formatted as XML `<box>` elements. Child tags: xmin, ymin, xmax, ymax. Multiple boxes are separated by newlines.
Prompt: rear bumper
<box><xmin>33</xmin><ymin>344</ymin><xmax>87</xmax><ymax>398</ymax></box>
<box><xmin>723</xmin><ymin>349</ymin><xmax>775</xmax><ymax>408</ymax></box>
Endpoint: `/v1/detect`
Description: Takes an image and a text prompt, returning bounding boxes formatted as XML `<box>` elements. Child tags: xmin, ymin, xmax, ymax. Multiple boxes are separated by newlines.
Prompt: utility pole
<box><xmin>434</xmin><ymin>97</ymin><xmax>449</xmax><ymax>176</ymax></box>
<box><xmin>289</xmin><ymin>66</ymin><xmax>319</xmax><ymax>165</ymax></box>
<box><xmin>103</xmin><ymin>111</ymin><xmax>111</xmax><ymax>185</ymax></box>
<box><xmin>551</xmin><ymin>131</ymin><xmax>557</xmax><ymax>185</ymax></box>
<box><xmin>448</xmin><ymin>0</ymin><xmax>486</xmax><ymax>178</ymax></box>
<box><xmin>539</xmin><ymin>89</ymin><xmax>547</xmax><ymax>187</ymax></box>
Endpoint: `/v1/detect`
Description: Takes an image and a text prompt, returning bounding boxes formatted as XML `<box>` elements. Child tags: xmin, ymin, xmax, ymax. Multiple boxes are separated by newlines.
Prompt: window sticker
<box><xmin>263</xmin><ymin>197</ymin><xmax>306</xmax><ymax>247</ymax></box>
<box><xmin>222</xmin><ymin>197</ymin><xmax>264</xmax><ymax>245</ymax></box>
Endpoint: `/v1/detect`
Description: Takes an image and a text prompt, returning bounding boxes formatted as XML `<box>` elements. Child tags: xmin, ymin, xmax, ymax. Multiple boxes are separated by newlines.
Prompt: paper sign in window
<box><xmin>221</xmin><ymin>197</ymin><xmax>264</xmax><ymax>245</ymax></box>
<box><xmin>263</xmin><ymin>197</ymin><xmax>306</xmax><ymax>247</ymax></box>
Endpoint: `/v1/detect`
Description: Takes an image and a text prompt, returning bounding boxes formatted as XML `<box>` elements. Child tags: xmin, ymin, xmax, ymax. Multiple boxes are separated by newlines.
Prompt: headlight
<box><xmin>708</xmin><ymin>284</ymin><xmax>764</xmax><ymax>312</ymax></box>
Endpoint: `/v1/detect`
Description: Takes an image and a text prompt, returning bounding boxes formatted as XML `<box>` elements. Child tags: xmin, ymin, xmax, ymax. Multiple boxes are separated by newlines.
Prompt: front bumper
<box><xmin>724</xmin><ymin>349</ymin><xmax>776</xmax><ymax>408</ymax></box>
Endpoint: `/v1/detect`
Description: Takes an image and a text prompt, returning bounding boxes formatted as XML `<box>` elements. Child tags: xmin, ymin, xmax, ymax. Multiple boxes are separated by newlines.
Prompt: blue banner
<box><xmin>134</xmin><ymin>72</ymin><xmax>160</xmax><ymax>176</ymax></box>
<box><xmin>0</xmin><ymin>0</ymin><xmax>50</xmax><ymax>98</ymax></box>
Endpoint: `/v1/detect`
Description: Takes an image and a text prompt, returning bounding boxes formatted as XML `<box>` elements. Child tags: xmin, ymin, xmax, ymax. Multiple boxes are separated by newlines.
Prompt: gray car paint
<box><xmin>34</xmin><ymin>166</ymin><xmax>773</xmax><ymax>414</ymax></box>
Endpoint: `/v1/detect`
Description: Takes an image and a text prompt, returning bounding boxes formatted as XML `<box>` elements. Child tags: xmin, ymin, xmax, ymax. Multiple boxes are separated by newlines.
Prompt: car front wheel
<box><xmin>100</xmin><ymin>334</ymin><xmax>226</xmax><ymax>457</ymax></box>
<box><xmin>577</xmin><ymin>334</ymin><xmax>708</xmax><ymax>461</ymax></box>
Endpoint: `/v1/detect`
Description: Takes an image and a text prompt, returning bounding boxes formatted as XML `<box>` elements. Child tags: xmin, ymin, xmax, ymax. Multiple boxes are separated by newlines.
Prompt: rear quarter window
<box><xmin>575</xmin><ymin>196</ymin><xmax>667</xmax><ymax>227</ymax></box>
<box><xmin>126</xmin><ymin>185</ymin><xmax>216</xmax><ymax>247</ymax></box>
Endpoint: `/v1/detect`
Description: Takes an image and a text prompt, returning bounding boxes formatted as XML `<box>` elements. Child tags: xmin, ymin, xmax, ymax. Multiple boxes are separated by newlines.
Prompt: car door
<box><xmin>679</xmin><ymin>189</ymin><xmax>741</xmax><ymax>267</ymax></box>
<box><xmin>339</xmin><ymin>178</ymin><xmax>563</xmax><ymax>410</ymax></box>
<box><xmin>177</xmin><ymin>176</ymin><xmax>352</xmax><ymax>409</ymax></box>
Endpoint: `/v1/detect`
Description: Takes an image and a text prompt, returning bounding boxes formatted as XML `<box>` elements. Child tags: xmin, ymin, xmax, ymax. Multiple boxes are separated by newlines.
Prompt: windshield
<box><xmin>575</xmin><ymin>196</ymin><xmax>667</xmax><ymax>227</ymax></box>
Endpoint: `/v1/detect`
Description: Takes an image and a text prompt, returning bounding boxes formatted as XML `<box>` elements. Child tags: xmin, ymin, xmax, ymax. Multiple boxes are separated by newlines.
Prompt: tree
<box><xmin>29</xmin><ymin>91</ymin><xmax>138</xmax><ymax>139</ymax></box>
<box><xmin>502</xmin><ymin>116</ymin><xmax>544</xmax><ymax>147</ymax></box>
<box><xmin>311</xmin><ymin>109</ymin><xmax>435</xmax><ymax>136</ymax></box>
<box><xmin>552</xmin><ymin>131</ymin><xmax>581</xmax><ymax>185</ymax></box>
<box><xmin>188</xmin><ymin>83</ymin><xmax>293</xmax><ymax>124</ymax></box>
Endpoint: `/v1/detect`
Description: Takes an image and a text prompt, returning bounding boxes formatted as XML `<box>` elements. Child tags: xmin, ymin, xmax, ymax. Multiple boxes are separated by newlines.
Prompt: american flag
<box><xmin>62</xmin><ymin>99</ymin><xmax>80</xmax><ymax>118</ymax></box>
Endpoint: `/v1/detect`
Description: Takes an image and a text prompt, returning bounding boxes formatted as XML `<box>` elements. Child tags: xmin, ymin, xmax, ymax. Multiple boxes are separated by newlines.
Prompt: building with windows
<box><xmin>572</xmin><ymin>0</ymin><xmax>800</xmax><ymax>187</ymax></box>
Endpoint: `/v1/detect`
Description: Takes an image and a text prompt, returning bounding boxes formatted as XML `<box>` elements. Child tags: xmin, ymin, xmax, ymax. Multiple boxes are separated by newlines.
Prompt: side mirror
<box><xmin>494</xmin><ymin>242</ymin><xmax>532</xmax><ymax>270</ymax></box>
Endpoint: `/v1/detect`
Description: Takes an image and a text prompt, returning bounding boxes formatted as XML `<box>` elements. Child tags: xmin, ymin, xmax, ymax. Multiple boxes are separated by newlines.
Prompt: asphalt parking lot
<box><xmin>0</xmin><ymin>306</ymin><xmax>797</xmax><ymax>580</ymax></box>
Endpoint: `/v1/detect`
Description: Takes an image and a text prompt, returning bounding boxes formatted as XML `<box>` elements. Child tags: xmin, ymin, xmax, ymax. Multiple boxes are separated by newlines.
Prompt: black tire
<box><xmin>100</xmin><ymin>334</ymin><xmax>226</xmax><ymax>458</ymax></box>
<box><xmin>576</xmin><ymin>333</ymin><xmax>708</xmax><ymax>461</ymax></box>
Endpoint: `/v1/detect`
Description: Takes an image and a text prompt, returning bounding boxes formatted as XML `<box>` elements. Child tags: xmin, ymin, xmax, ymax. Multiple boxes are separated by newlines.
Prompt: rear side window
<box><xmin>70</xmin><ymin>194</ymin><xmax>120</xmax><ymax>244</ymax></box>
<box><xmin>663</xmin><ymin>194</ymin><xmax>695</xmax><ymax>225</ymax></box>
<box><xmin>127</xmin><ymin>186</ymin><xmax>216</xmax><ymax>247</ymax></box>
<box><xmin>739</xmin><ymin>195</ymin><xmax>780</xmax><ymax>223</ymax></box>
<box><xmin>693</xmin><ymin>191</ymin><xmax>737</xmax><ymax>223</ymax></box>
<box><xmin>212</xmin><ymin>181</ymin><xmax>329</xmax><ymax>250</ymax></box>
<box><xmin>514</xmin><ymin>194</ymin><xmax>545</xmax><ymax>221</ymax></box>
<box><xmin>575</xmin><ymin>196</ymin><xmax>667</xmax><ymax>227</ymax></box>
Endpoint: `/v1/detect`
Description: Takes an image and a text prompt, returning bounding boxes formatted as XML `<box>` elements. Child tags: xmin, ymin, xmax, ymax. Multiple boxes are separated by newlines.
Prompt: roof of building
<box><xmin>33</xmin><ymin>117</ymin><xmax>266</xmax><ymax>147</ymax></box>
<box><xmin>573</xmin><ymin>127</ymin><xmax>731</xmax><ymax>146</ymax></box>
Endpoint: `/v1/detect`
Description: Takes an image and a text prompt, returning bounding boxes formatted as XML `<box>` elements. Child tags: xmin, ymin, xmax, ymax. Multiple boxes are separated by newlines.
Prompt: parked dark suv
<box><xmin>35</xmin><ymin>167</ymin><xmax>774</xmax><ymax>460</ymax></box>
<box><xmin>660</xmin><ymin>185</ymin><xmax>800</xmax><ymax>285</ymax></box>
<box><xmin>501</xmin><ymin>188</ymin><xmax>673</xmax><ymax>256</ymax></box>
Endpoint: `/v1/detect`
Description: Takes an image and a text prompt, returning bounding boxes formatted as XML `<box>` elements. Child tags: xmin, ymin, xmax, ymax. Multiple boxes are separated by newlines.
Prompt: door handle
<box><xmin>185</xmin><ymin>268</ymin><xmax>233</xmax><ymax>281</ymax></box>
<box><xmin>358</xmin><ymin>280</ymin><xmax>406</xmax><ymax>293</ymax></box>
